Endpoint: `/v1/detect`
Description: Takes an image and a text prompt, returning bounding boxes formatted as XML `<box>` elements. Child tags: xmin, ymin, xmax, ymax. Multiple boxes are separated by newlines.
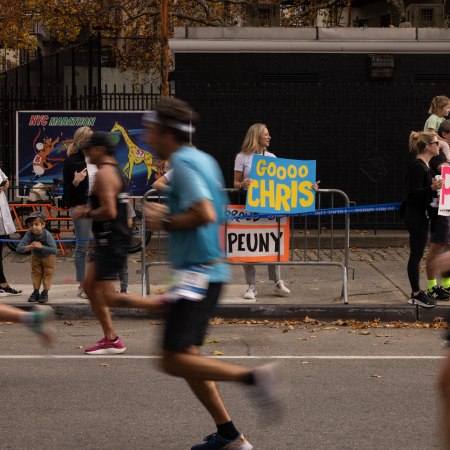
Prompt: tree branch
<box><xmin>171</xmin><ymin>12</ymin><xmax>227</xmax><ymax>27</ymax></box>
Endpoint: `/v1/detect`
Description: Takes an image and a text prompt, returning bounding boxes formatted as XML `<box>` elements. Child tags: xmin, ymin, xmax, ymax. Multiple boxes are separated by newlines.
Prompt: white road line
<box><xmin>0</xmin><ymin>355</ymin><xmax>444</xmax><ymax>360</ymax></box>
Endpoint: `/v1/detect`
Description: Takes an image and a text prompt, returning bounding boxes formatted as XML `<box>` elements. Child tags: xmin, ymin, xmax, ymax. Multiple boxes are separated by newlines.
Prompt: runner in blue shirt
<box><xmin>143</xmin><ymin>97</ymin><xmax>282</xmax><ymax>450</ymax></box>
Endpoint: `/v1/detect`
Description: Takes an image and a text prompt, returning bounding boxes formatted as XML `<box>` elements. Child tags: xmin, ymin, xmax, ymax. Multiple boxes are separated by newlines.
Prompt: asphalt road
<box><xmin>0</xmin><ymin>319</ymin><xmax>448</xmax><ymax>450</ymax></box>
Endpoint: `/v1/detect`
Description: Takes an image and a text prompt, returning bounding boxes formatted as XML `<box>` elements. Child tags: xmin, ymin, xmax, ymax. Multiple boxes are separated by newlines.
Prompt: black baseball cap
<box><xmin>80</xmin><ymin>131</ymin><xmax>120</xmax><ymax>152</ymax></box>
<box><xmin>25</xmin><ymin>211</ymin><xmax>47</xmax><ymax>226</ymax></box>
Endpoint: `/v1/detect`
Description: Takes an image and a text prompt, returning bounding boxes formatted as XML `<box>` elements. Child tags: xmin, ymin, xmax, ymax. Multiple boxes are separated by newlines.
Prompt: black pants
<box><xmin>404</xmin><ymin>209</ymin><xmax>429</xmax><ymax>293</ymax></box>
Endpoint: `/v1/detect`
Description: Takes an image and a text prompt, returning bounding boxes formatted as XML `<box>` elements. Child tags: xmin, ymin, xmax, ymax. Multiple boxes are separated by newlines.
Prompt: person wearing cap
<box><xmin>16</xmin><ymin>211</ymin><xmax>57</xmax><ymax>303</ymax></box>
<box><xmin>143</xmin><ymin>97</ymin><xmax>281</xmax><ymax>450</ymax></box>
<box><xmin>73</xmin><ymin>131</ymin><xmax>161</xmax><ymax>355</ymax></box>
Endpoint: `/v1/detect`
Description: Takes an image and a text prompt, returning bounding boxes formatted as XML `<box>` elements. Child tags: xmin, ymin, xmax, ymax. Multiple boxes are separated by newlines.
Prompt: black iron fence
<box><xmin>0</xmin><ymin>37</ymin><xmax>165</xmax><ymax>181</ymax></box>
<box><xmin>2</xmin><ymin>39</ymin><xmax>446</xmax><ymax>229</ymax></box>
<box><xmin>175</xmin><ymin>79</ymin><xmax>449</xmax><ymax>229</ymax></box>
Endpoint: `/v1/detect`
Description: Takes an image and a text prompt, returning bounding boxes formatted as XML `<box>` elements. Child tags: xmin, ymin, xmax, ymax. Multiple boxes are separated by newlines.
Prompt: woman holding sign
<box><xmin>404</xmin><ymin>131</ymin><xmax>443</xmax><ymax>308</ymax></box>
<box><xmin>233</xmin><ymin>123</ymin><xmax>291</xmax><ymax>299</ymax></box>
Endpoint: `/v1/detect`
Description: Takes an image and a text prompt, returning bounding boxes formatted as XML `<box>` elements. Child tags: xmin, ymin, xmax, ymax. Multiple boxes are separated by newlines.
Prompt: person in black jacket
<box><xmin>405</xmin><ymin>131</ymin><xmax>443</xmax><ymax>308</ymax></box>
<box><xmin>63</xmin><ymin>126</ymin><xmax>93</xmax><ymax>299</ymax></box>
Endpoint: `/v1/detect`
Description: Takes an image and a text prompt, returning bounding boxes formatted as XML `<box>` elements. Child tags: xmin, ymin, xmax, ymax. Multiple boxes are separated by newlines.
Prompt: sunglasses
<box><xmin>430</xmin><ymin>141</ymin><xmax>439</xmax><ymax>146</ymax></box>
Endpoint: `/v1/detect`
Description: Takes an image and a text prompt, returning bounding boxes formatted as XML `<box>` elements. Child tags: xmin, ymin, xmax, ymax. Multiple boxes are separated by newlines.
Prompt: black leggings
<box><xmin>0</xmin><ymin>235</ymin><xmax>6</xmax><ymax>284</ymax></box>
<box><xmin>404</xmin><ymin>209</ymin><xmax>429</xmax><ymax>293</ymax></box>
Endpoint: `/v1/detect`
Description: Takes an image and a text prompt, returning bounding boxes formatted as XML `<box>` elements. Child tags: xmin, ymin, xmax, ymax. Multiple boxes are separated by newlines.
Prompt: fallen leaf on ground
<box><xmin>99</xmin><ymin>363</ymin><xmax>109</xmax><ymax>367</ymax></box>
<box><xmin>212</xmin><ymin>350</ymin><xmax>224</xmax><ymax>356</ymax></box>
<box><xmin>63</xmin><ymin>321</ymin><xmax>73</xmax><ymax>326</ymax></box>
<box><xmin>360</xmin><ymin>330</ymin><xmax>371</xmax><ymax>335</ymax></box>
<box><xmin>371</xmin><ymin>375</ymin><xmax>383</xmax><ymax>378</ymax></box>
<box><xmin>204</xmin><ymin>339</ymin><xmax>220</xmax><ymax>344</ymax></box>
<box><xmin>210</xmin><ymin>317</ymin><xmax>224</xmax><ymax>325</ymax></box>
<box><xmin>303</xmin><ymin>316</ymin><xmax>320</xmax><ymax>325</ymax></box>
<box><xmin>332</xmin><ymin>319</ymin><xmax>346</xmax><ymax>326</ymax></box>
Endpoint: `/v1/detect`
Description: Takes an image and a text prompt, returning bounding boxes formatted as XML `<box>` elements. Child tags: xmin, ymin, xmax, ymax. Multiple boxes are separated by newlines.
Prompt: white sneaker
<box><xmin>243</xmin><ymin>285</ymin><xmax>257</xmax><ymax>300</ymax></box>
<box><xmin>77</xmin><ymin>287</ymin><xmax>88</xmax><ymax>299</ymax></box>
<box><xmin>252</xmin><ymin>362</ymin><xmax>283</xmax><ymax>424</ymax></box>
<box><xmin>274</xmin><ymin>280</ymin><xmax>290</xmax><ymax>296</ymax></box>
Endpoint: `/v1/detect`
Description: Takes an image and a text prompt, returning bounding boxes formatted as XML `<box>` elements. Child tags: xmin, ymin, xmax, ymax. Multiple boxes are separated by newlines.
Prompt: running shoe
<box><xmin>274</xmin><ymin>280</ymin><xmax>290</xmax><ymax>297</ymax></box>
<box><xmin>243</xmin><ymin>285</ymin><xmax>257</xmax><ymax>300</ymax></box>
<box><xmin>427</xmin><ymin>285</ymin><xmax>450</xmax><ymax>301</ymax></box>
<box><xmin>191</xmin><ymin>433</ymin><xmax>253</xmax><ymax>450</ymax></box>
<box><xmin>441</xmin><ymin>286</ymin><xmax>450</xmax><ymax>296</ymax></box>
<box><xmin>84</xmin><ymin>336</ymin><xmax>126</xmax><ymax>355</ymax></box>
<box><xmin>29</xmin><ymin>305</ymin><xmax>55</xmax><ymax>345</ymax></box>
<box><xmin>0</xmin><ymin>286</ymin><xmax>23</xmax><ymax>297</ymax></box>
<box><xmin>408</xmin><ymin>291</ymin><xmax>437</xmax><ymax>308</ymax></box>
<box><xmin>251</xmin><ymin>362</ymin><xmax>284</xmax><ymax>424</ymax></box>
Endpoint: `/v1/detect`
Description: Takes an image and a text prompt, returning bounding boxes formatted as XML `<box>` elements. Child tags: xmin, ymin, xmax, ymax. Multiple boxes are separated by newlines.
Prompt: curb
<box><xmin>17</xmin><ymin>303</ymin><xmax>450</xmax><ymax>323</ymax></box>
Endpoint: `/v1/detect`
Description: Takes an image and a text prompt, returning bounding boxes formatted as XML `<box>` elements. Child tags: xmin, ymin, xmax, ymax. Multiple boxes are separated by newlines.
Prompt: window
<box><xmin>421</xmin><ymin>9</ymin><xmax>433</xmax><ymax>21</ymax></box>
<box><xmin>258</xmin><ymin>8</ymin><xmax>270</xmax><ymax>23</ymax></box>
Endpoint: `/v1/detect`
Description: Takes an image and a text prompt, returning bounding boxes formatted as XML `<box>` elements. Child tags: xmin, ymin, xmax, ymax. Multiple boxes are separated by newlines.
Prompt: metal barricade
<box><xmin>141</xmin><ymin>188</ymin><xmax>351</xmax><ymax>303</ymax></box>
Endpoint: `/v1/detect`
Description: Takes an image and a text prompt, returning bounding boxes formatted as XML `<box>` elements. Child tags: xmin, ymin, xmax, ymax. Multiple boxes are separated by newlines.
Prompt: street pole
<box><xmin>160</xmin><ymin>0</ymin><xmax>169</xmax><ymax>96</ymax></box>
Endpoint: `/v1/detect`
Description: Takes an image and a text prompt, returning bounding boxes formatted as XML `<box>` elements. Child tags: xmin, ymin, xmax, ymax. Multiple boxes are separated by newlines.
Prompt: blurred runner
<box><xmin>143</xmin><ymin>97</ymin><xmax>282</xmax><ymax>450</ymax></box>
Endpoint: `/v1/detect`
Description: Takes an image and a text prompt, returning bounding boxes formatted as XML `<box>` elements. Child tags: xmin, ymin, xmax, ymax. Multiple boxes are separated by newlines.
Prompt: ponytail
<box><xmin>428</xmin><ymin>95</ymin><xmax>450</xmax><ymax>115</ymax></box>
<box><xmin>409</xmin><ymin>131</ymin><xmax>436</xmax><ymax>154</ymax></box>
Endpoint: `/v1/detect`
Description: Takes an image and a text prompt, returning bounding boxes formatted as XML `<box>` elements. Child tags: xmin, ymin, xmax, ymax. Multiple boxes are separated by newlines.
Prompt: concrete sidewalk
<box><xmin>2</xmin><ymin>233</ymin><xmax>449</xmax><ymax>322</ymax></box>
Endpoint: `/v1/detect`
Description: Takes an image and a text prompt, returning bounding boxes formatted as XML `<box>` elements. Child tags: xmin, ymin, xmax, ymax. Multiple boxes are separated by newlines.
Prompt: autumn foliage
<box><xmin>0</xmin><ymin>0</ymin><xmax>351</xmax><ymax>74</ymax></box>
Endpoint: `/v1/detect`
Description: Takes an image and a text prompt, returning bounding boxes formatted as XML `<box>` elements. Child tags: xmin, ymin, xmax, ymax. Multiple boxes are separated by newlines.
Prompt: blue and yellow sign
<box><xmin>246</xmin><ymin>155</ymin><xmax>316</xmax><ymax>215</ymax></box>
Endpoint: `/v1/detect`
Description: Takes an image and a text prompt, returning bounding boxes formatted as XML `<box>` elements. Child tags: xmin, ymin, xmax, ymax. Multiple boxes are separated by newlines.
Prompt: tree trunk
<box><xmin>386</xmin><ymin>0</ymin><xmax>406</xmax><ymax>26</ymax></box>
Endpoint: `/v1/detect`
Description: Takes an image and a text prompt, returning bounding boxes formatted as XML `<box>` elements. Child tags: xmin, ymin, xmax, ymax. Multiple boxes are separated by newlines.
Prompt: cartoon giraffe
<box><xmin>111</xmin><ymin>122</ymin><xmax>156</xmax><ymax>183</ymax></box>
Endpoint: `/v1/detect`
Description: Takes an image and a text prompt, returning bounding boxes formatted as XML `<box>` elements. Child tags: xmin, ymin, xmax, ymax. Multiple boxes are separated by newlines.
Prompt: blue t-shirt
<box><xmin>167</xmin><ymin>146</ymin><xmax>229</xmax><ymax>283</ymax></box>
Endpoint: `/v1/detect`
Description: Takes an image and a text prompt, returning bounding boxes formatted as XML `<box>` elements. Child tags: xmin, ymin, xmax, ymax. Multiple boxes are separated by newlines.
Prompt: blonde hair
<box><xmin>67</xmin><ymin>126</ymin><xmax>92</xmax><ymax>156</ymax></box>
<box><xmin>240</xmin><ymin>123</ymin><xmax>267</xmax><ymax>154</ymax></box>
<box><xmin>409</xmin><ymin>131</ymin><xmax>437</xmax><ymax>154</ymax></box>
<box><xmin>428</xmin><ymin>96</ymin><xmax>450</xmax><ymax>115</ymax></box>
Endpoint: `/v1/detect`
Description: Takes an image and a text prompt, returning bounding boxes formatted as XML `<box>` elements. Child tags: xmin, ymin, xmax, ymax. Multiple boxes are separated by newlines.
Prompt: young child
<box><xmin>424</xmin><ymin>96</ymin><xmax>450</xmax><ymax>135</ymax></box>
<box><xmin>16</xmin><ymin>211</ymin><xmax>57</xmax><ymax>303</ymax></box>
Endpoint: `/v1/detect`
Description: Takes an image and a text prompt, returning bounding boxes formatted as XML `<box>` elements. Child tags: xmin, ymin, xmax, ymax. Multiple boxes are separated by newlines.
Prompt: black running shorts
<box><xmin>90</xmin><ymin>240</ymin><xmax>128</xmax><ymax>281</ymax></box>
<box><xmin>430</xmin><ymin>214</ymin><xmax>450</xmax><ymax>244</ymax></box>
<box><xmin>163</xmin><ymin>282</ymin><xmax>223</xmax><ymax>351</ymax></box>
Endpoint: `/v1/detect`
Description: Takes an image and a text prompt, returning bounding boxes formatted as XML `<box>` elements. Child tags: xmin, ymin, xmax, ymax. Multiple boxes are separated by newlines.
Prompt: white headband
<box><xmin>142</xmin><ymin>111</ymin><xmax>196</xmax><ymax>134</ymax></box>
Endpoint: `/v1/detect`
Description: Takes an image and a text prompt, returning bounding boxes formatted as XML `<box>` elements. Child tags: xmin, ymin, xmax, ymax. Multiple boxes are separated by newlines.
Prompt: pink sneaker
<box><xmin>84</xmin><ymin>336</ymin><xmax>127</xmax><ymax>355</ymax></box>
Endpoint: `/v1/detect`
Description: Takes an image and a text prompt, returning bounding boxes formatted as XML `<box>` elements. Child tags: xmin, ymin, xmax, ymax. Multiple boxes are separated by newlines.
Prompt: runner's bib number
<box><xmin>167</xmin><ymin>265</ymin><xmax>210</xmax><ymax>302</ymax></box>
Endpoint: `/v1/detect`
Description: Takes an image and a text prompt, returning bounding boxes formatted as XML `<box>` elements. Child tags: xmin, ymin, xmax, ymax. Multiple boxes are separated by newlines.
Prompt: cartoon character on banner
<box><xmin>111</xmin><ymin>122</ymin><xmax>166</xmax><ymax>184</ymax></box>
<box><xmin>31</xmin><ymin>130</ymin><xmax>66</xmax><ymax>180</ymax></box>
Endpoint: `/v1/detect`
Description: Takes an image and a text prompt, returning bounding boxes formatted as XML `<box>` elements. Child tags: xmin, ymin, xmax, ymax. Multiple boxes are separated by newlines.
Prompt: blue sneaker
<box><xmin>191</xmin><ymin>433</ymin><xmax>253</xmax><ymax>450</ymax></box>
<box><xmin>29</xmin><ymin>305</ymin><xmax>55</xmax><ymax>346</ymax></box>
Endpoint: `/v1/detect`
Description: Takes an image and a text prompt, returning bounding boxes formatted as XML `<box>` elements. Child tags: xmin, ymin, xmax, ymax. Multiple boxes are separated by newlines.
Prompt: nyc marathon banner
<box><xmin>16</xmin><ymin>111</ymin><xmax>168</xmax><ymax>197</ymax></box>
<box><xmin>246</xmin><ymin>155</ymin><xmax>316</xmax><ymax>215</ymax></box>
<box><xmin>226</xmin><ymin>205</ymin><xmax>290</xmax><ymax>262</ymax></box>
